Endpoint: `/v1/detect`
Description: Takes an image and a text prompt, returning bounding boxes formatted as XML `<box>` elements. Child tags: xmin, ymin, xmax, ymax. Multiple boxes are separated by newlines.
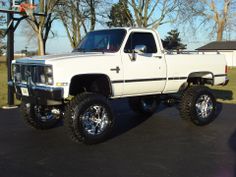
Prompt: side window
<box><xmin>124</xmin><ymin>32</ymin><xmax>157</xmax><ymax>53</ymax></box>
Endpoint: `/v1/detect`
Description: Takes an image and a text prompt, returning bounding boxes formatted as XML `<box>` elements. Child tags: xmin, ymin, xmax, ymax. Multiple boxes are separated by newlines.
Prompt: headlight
<box><xmin>45</xmin><ymin>66</ymin><xmax>53</xmax><ymax>75</ymax></box>
<box><xmin>40</xmin><ymin>74</ymin><xmax>46</xmax><ymax>84</ymax></box>
<box><xmin>16</xmin><ymin>73</ymin><xmax>22</xmax><ymax>81</ymax></box>
<box><xmin>11</xmin><ymin>65</ymin><xmax>16</xmax><ymax>81</ymax></box>
<box><xmin>44</xmin><ymin>66</ymin><xmax>54</xmax><ymax>85</ymax></box>
<box><xmin>12</xmin><ymin>64</ymin><xmax>21</xmax><ymax>82</ymax></box>
<box><xmin>47</xmin><ymin>77</ymin><xmax>54</xmax><ymax>85</ymax></box>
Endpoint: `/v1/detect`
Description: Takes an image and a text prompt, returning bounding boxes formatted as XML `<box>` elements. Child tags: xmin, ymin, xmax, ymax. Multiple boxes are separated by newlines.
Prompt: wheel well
<box><xmin>179</xmin><ymin>72</ymin><xmax>214</xmax><ymax>92</ymax></box>
<box><xmin>69</xmin><ymin>74</ymin><xmax>112</xmax><ymax>97</ymax></box>
<box><xmin>187</xmin><ymin>72</ymin><xmax>214</xmax><ymax>85</ymax></box>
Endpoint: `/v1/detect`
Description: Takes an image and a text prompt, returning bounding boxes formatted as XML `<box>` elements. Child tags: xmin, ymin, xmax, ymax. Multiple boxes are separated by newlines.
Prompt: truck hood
<box><xmin>15</xmin><ymin>52</ymin><xmax>117</xmax><ymax>64</ymax></box>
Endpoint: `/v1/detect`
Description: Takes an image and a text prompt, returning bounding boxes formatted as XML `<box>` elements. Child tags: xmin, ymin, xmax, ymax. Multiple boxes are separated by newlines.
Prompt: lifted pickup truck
<box><xmin>11</xmin><ymin>28</ymin><xmax>229</xmax><ymax>144</ymax></box>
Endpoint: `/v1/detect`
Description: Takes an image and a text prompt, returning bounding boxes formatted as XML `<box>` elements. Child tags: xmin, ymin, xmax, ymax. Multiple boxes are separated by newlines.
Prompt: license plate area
<box><xmin>20</xmin><ymin>87</ymin><xmax>29</xmax><ymax>97</ymax></box>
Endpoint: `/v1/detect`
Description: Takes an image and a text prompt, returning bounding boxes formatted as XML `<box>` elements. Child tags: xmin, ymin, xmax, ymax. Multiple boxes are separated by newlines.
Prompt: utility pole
<box><xmin>6</xmin><ymin>10</ymin><xmax>14</xmax><ymax>106</ymax></box>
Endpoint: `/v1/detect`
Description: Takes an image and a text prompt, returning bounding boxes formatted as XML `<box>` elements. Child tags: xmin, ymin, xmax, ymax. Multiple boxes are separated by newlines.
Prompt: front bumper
<box><xmin>9</xmin><ymin>81</ymin><xmax>64</xmax><ymax>105</ymax></box>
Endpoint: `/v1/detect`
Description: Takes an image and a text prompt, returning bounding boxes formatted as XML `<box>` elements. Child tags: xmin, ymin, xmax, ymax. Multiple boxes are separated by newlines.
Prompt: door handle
<box><xmin>155</xmin><ymin>55</ymin><xmax>162</xmax><ymax>59</ymax></box>
<box><xmin>153</xmin><ymin>54</ymin><xmax>162</xmax><ymax>59</ymax></box>
<box><xmin>110</xmin><ymin>66</ymin><xmax>120</xmax><ymax>73</ymax></box>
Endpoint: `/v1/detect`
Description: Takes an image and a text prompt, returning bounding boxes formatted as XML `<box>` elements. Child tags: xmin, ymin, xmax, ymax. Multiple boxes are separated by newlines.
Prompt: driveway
<box><xmin>0</xmin><ymin>100</ymin><xmax>236</xmax><ymax>177</ymax></box>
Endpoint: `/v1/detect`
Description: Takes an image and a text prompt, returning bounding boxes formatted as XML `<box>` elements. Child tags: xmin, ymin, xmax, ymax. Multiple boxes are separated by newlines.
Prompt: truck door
<box><xmin>121</xmin><ymin>31</ymin><xmax>167</xmax><ymax>96</ymax></box>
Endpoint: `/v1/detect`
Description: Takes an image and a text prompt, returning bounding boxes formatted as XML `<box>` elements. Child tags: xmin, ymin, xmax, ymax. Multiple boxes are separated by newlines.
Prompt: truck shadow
<box><xmin>109</xmin><ymin>99</ymin><xmax>223</xmax><ymax>141</ymax></box>
<box><xmin>109</xmin><ymin>99</ymin><xmax>166</xmax><ymax>140</ymax></box>
<box><xmin>215</xmin><ymin>102</ymin><xmax>223</xmax><ymax>118</ymax></box>
<box><xmin>228</xmin><ymin>129</ymin><xmax>236</xmax><ymax>177</ymax></box>
<box><xmin>212</xmin><ymin>89</ymin><xmax>233</xmax><ymax>101</ymax></box>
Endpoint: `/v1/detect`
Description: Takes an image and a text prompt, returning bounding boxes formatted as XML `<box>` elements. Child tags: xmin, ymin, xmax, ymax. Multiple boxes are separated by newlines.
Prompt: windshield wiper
<box><xmin>90</xmin><ymin>48</ymin><xmax>106</xmax><ymax>53</ymax></box>
<box><xmin>72</xmin><ymin>48</ymin><xmax>86</xmax><ymax>53</ymax></box>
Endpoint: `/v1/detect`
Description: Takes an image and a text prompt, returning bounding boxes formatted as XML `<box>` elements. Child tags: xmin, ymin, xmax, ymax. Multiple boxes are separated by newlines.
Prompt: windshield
<box><xmin>73</xmin><ymin>29</ymin><xmax>126</xmax><ymax>53</ymax></box>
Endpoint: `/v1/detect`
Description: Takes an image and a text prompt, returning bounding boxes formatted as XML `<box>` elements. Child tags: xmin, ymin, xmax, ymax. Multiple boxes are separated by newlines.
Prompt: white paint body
<box><xmin>13</xmin><ymin>28</ymin><xmax>228</xmax><ymax>99</ymax></box>
<box><xmin>199</xmin><ymin>50</ymin><xmax>236</xmax><ymax>67</ymax></box>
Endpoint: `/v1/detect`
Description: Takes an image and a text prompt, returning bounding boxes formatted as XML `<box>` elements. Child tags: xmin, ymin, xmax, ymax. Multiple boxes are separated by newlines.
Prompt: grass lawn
<box><xmin>211</xmin><ymin>67</ymin><xmax>236</xmax><ymax>104</ymax></box>
<box><xmin>0</xmin><ymin>59</ymin><xmax>8</xmax><ymax>107</ymax></box>
<box><xmin>0</xmin><ymin>56</ymin><xmax>20</xmax><ymax>107</ymax></box>
<box><xmin>0</xmin><ymin>56</ymin><xmax>236</xmax><ymax>107</ymax></box>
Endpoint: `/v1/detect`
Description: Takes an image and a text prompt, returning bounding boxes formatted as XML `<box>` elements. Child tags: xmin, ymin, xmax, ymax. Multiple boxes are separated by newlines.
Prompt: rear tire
<box><xmin>179</xmin><ymin>86</ymin><xmax>216</xmax><ymax>126</ymax></box>
<box><xmin>128</xmin><ymin>96</ymin><xmax>160</xmax><ymax>116</ymax></box>
<box><xmin>19</xmin><ymin>103</ymin><xmax>61</xmax><ymax>130</ymax></box>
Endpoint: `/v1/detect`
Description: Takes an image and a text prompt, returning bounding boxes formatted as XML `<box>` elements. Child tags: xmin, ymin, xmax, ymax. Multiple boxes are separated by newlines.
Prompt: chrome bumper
<box><xmin>9</xmin><ymin>81</ymin><xmax>64</xmax><ymax>105</ymax></box>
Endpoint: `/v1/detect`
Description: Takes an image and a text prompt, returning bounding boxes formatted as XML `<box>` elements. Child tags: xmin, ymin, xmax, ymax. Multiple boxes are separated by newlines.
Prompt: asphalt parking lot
<box><xmin>0</xmin><ymin>100</ymin><xmax>236</xmax><ymax>177</ymax></box>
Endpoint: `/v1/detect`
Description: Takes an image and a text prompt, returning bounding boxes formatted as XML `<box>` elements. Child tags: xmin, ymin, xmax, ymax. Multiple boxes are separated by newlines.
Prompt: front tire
<box><xmin>64</xmin><ymin>93</ymin><xmax>114</xmax><ymax>144</ymax></box>
<box><xmin>179</xmin><ymin>86</ymin><xmax>216</xmax><ymax>126</ymax></box>
<box><xmin>19</xmin><ymin>103</ymin><xmax>61</xmax><ymax>130</ymax></box>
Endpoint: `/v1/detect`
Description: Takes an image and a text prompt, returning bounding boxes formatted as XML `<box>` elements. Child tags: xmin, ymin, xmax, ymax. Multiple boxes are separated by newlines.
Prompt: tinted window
<box><xmin>74</xmin><ymin>29</ymin><xmax>126</xmax><ymax>53</ymax></box>
<box><xmin>124</xmin><ymin>32</ymin><xmax>157</xmax><ymax>53</ymax></box>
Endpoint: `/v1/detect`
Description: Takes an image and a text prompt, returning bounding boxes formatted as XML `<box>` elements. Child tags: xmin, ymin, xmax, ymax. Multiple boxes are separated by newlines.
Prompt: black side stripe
<box><xmin>168</xmin><ymin>77</ymin><xmax>188</xmax><ymax>80</ymax></box>
<box><xmin>111</xmin><ymin>80</ymin><xmax>123</xmax><ymax>84</ymax></box>
<box><xmin>111</xmin><ymin>78</ymin><xmax>166</xmax><ymax>84</ymax></box>
<box><xmin>125</xmin><ymin>78</ymin><xmax>166</xmax><ymax>83</ymax></box>
<box><xmin>111</xmin><ymin>74</ymin><xmax>226</xmax><ymax>84</ymax></box>
<box><xmin>214</xmin><ymin>74</ymin><xmax>227</xmax><ymax>77</ymax></box>
<box><xmin>111</xmin><ymin>77</ymin><xmax>187</xmax><ymax>84</ymax></box>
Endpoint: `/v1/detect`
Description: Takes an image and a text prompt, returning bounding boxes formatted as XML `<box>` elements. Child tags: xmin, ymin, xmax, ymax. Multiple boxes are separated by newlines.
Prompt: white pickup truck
<box><xmin>11</xmin><ymin>28</ymin><xmax>229</xmax><ymax>144</ymax></box>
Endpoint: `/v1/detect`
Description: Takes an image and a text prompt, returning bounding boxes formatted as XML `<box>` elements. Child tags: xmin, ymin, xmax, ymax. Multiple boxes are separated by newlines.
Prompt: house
<box><xmin>196</xmin><ymin>41</ymin><xmax>236</xmax><ymax>67</ymax></box>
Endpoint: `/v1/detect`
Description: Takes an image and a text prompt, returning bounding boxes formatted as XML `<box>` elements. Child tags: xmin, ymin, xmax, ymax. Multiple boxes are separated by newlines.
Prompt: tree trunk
<box><xmin>217</xmin><ymin>21</ymin><xmax>224</xmax><ymax>41</ymax></box>
<box><xmin>37</xmin><ymin>34</ymin><xmax>45</xmax><ymax>56</ymax></box>
<box><xmin>89</xmin><ymin>0</ymin><xmax>96</xmax><ymax>31</ymax></box>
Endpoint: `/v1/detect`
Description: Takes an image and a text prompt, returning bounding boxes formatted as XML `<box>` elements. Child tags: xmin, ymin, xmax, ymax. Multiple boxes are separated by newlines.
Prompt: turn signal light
<box><xmin>56</xmin><ymin>82</ymin><xmax>68</xmax><ymax>86</ymax></box>
<box><xmin>225</xmin><ymin>65</ymin><xmax>228</xmax><ymax>74</ymax></box>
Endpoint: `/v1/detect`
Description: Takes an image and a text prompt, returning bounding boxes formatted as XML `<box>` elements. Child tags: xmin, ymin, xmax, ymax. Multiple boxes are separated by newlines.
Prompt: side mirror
<box><xmin>134</xmin><ymin>45</ymin><xmax>147</xmax><ymax>54</ymax></box>
<box><xmin>131</xmin><ymin>45</ymin><xmax>147</xmax><ymax>61</ymax></box>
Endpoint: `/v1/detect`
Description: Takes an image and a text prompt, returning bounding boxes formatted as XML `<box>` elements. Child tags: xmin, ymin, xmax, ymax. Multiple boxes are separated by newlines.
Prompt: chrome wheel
<box><xmin>65</xmin><ymin>93</ymin><xmax>114</xmax><ymax>144</ymax></box>
<box><xmin>195</xmin><ymin>95</ymin><xmax>214</xmax><ymax>119</ymax></box>
<box><xmin>180</xmin><ymin>86</ymin><xmax>216</xmax><ymax>126</ymax></box>
<box><xmin>20</xmin><ymin>103</ymin><xmax>61</xmax><ymax>130</ymax></box>
<box><xmin>34</xmin><ymin>105</ymin><xmax>55</xmax><ymax>122</ymax></box>
<box><xmin>81</xmin><ymin>105</ymin><xmax>109</xmax><ymax>136</ymax></box>
<box><xmin>141</xmin><ymin>98</ymin><xmax>156</xmax><ymax>112</ymax></box>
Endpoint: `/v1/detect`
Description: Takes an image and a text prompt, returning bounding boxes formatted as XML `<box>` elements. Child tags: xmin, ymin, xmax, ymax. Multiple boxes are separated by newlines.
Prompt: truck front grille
<box><xmin>13</xmin><ymin>64</ymin><xmax>50</xmax><ymax>85</ymax></box>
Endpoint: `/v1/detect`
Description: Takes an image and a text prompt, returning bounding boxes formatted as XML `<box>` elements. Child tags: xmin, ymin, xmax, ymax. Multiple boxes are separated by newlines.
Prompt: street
<box><xmin>0</xmin><ymin>100</ymin><xmax>236</xmax><ymax>177</ymax></box>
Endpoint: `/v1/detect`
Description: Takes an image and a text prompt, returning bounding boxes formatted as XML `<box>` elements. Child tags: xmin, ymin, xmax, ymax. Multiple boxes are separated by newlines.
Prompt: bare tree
<box><xmin>57</xmin><ymin>0</ymin><xmax>108</xmax><ymax>49</ymax></box>
<box><xmin>127</xmin><ymin>0</ymin><xmax>181</xmax><ymax>29</ymax></box>
<box><xmin>0</xmin><ymin>30</ymin><xmax>6</xmax><ymax>56</ymax></box>
<box><xmin>179</xmin><ymin>0</ymin><xmax>236</xmax><ymax>41</ymax></box>
<box><xmin>0</xmin><ymin>15</ymin><xmax>6</xmax><ymax>55</ymax></box>
<box><xmin>56</xmin><ymin>0</ymin><xmax>84</xmax><ymax>48</ymax></box>
<box><xmin>26</xmin><ymin>0</ymin><xmax>60</xmax><ymax>55</ymax></box>
<box><xmin>85</xmin><ymin>0</ymin><xmax>96</xmax><ymax>32</ymax></box>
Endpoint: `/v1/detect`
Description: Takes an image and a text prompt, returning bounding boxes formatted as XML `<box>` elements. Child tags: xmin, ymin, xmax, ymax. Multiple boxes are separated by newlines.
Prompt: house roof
<box><xmin>196</xmin><ymin>41</ymin><xmax>236</xmax><ymax>51</ymax></box>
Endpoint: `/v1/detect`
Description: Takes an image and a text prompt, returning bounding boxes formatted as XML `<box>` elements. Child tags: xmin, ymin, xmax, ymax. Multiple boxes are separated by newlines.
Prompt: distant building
<box><xmin>196</xmin><ymin>41</ymin><xmax>236</xmax><ymax>67</ymax></box>
<box><xmin>2</xmin><ymin>52</ymin><xmax>26</xmax><ymax>57</ymax></box>
<box><xmin>14</xmin><ymin>52</ymin><xmax>27</xmax><ymax>57</ymax></box>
